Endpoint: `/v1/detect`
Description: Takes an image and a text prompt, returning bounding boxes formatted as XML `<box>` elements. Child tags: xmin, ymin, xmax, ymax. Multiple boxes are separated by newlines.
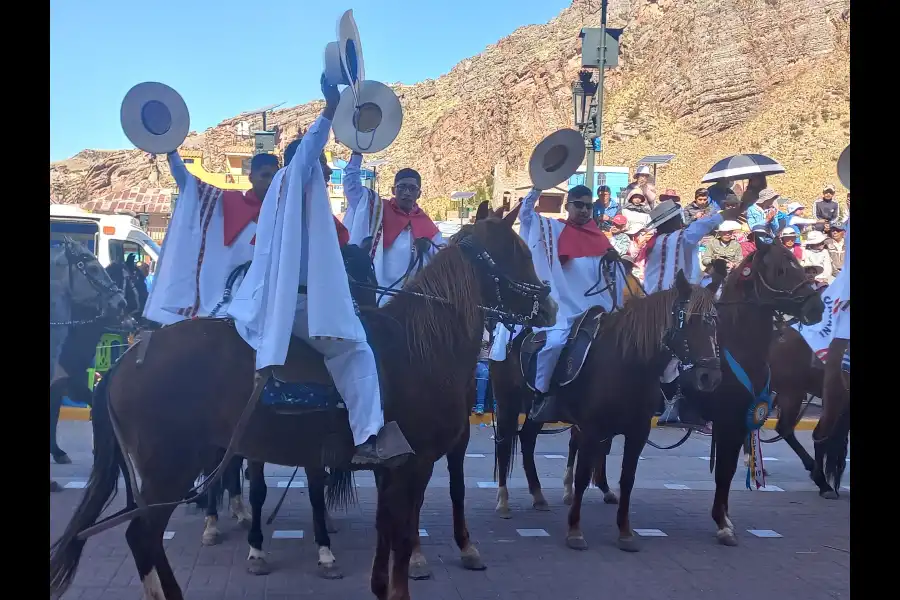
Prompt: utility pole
<box><xmin>584</xmin><ymin>1</ymin><xmax>609</xmax><ymax>193</ymax></box>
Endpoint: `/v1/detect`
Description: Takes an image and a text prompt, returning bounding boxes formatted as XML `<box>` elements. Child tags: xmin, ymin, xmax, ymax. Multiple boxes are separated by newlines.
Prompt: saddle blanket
<box><xmin>261</xmin><ymin>375</ymin><xmax>346</xmax><ymax>412</ymax></box>
<box><xmin>520</xmin><ymin>306</ymin><xmax>606</xmax><ymax>392</ymax></box>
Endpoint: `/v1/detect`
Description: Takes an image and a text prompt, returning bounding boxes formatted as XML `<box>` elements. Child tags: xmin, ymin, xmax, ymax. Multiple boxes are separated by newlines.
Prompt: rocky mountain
<box><xmin>50</xmin><ymin>0</ymin><xmax>850</xmax><ymax>209</ymax></box>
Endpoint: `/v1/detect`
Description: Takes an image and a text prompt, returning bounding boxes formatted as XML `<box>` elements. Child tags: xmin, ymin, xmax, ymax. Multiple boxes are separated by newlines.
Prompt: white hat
<box><xmin>837</xmin><ymin>145</ymin><xmax>850</xmax><ymax>190</ymax></box>
<box><xmin>785</xmin><ymin>201</ymin><xmax>804</xmax><ymax>213</ymax></box>
<box><xmin>323</xmin><ymin>10</ymin><xmax>365</xmax><ymax>101</ymax></box>
<box><xmin>644</xmin><ymin>200</ymin><xmax>682</xmax><ymax>230</ymax></box>
<box><xmin>779</xmin><ymin>228</ymin><xmax>798</xmax><ymax>237</ymax></box>
<box><xmin>635</xmin><ymin>165</ymin><xmax>651</xmax><ymax>176</ymax></box>
<box><xmin>717</xmin><ymin>220</ymin><xmax>741</xmax><ymax>233</ymax></box>
<box><xmin>625</xmin><ymin>221</ymin><xmax>645</xmax><ymax>235</ymax></box>
<box><xmin>805</xmin><ymin>230</ymin><xmax>827</xmax><ymax>245</ymax></box>
<box><xmin>120</xmin><ymin>82</ymin><xmax>190</xmax><ymax>154</ymax></box>
<box><xmin>333</xmin><ymin>80</ymin><xmax>403</xmax><ymax>154</ymax></box>
<box><xmin>528</xmin><ymin>129</ymin><xmax>586</xmax><ymax>190</ymax></box>
<box><xmin>756</xmin><ymin>188</ymin><xmax>780</xmax><ymax>204</ymax></box>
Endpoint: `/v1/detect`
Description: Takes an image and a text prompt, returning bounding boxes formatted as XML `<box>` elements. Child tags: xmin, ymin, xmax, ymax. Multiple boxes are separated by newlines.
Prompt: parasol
<box><xmin>701</xmin><ymin>154</ymin><xmax>785</xmax><ymax>184</ymax></box>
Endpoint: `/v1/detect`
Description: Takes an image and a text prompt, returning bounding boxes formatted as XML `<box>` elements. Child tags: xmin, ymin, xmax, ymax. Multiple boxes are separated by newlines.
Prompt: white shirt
<box><xmin>642</xmin><ymin>212</ymin><xmax>724</xmax><ymax>294</ymax></box>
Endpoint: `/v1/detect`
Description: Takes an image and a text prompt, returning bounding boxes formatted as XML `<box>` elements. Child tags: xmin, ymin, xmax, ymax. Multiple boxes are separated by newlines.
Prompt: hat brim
<box><xmin>120</xmin><ymin>82</ymin><xmax>190</xmax><ymax>155</ymax></box>
<box><xmin>323</xmin><ymin>42</ymin><xmax>350</xmax><ymax>87</ymax></box>
<box><xmin>837</xmin><ymin>145</ymin><xmax>850</xmax><ymax>190</ymax></box>
<box><xmin>644</xmin><ymin>205</ymin><xmax>682</xmax><ymax>231</ymax></box>
<box><xmin>333</xmin><ymin>80</ymin><xmax>403</xmax><ymax>154</ymax></box>
<box><xmin>338</xmin><ymin>10</ymin><xmax>365</xmax><ymax>100</ymax></box>
<box><xmin>528</xmin><ymin>129</ymin><xmax>585</xmax><ymax>190</ymax></box>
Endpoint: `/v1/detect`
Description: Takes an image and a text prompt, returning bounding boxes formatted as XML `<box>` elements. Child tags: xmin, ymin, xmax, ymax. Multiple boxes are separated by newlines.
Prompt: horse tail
<box><xmin>492</xmin><ymin>427</ymin><xmax>519</xmax><ymax>483</ymax></box>
<box><xmin>823</xmin><ymin>406</ymin><xmax>850</xmax><ymax>491</ymax></box>
<box><xmin>50</xmin><ymin>368</ymin><xmax>128</xmax><ymax>598</ymax></box>
<box><xmin>325</xmin><ymin>468</ymin><xmax>357</xmax><ymax>512</ymax></box>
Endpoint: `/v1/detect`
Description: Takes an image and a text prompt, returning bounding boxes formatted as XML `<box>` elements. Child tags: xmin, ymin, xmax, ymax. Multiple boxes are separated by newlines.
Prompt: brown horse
<box><xmin>764</xmin><ymin>328</ymin><xmax>849</xmax><ymax>498</ymax></box>
<box><xmin>491</xmin><ymin>270</ymin><xmax>722</xmax><ymax>551</ymax></box>
<box><xmin>681</xmin><ymin>241</ymin><xmax>824</xmax><ymax>546</ymax></box>
<box><xmin>49</xmin><ymin>215</ymin><xmax>556</xmax><ymax>600</ymax></box>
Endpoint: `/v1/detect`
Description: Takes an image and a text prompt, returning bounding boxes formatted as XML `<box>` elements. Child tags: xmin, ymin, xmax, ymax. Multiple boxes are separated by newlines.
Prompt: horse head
<box><xmin>452</xmin><ymin>211</ymin><xmax>557</xmax><ymax>329</ymax></box>
<box><xmin>664</xmin><ymin>270</ymin><xmax>722</xmax><ymax>393</ymax></box>
<box><xmin>724</xmin><ymin>239</ymin><xmax>824</xmax><ymax>326</ymax></box>
<box><xmin>51</xmin><ymin>239</ymin><xmax>127</xmax><ymax>321</ymax></box>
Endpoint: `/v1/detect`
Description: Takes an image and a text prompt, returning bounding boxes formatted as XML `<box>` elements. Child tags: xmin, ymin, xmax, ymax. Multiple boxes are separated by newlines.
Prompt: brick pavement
<box><xmin>51</xmin><ymin>482</ymin><xmax>850</xmax><ymax>600</ymax></box>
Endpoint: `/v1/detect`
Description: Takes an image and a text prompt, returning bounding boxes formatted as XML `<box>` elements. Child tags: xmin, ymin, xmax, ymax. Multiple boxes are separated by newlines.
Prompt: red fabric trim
<box><xmin>556</xmin><ymin>218</ymin><xmax>613</xmax><ymax>265</ymax></box>
<box><xmin>381</xmin><ymin>198</ymin><xmax>438</xmax><ymax>248</ymax></box>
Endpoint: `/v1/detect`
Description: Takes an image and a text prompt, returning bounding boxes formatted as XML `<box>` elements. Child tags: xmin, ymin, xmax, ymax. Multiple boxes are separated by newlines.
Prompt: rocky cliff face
<box><xmin>50</xmin><ymin>0</ymin><xmax>850</xmax><ymax>208</ymax></box>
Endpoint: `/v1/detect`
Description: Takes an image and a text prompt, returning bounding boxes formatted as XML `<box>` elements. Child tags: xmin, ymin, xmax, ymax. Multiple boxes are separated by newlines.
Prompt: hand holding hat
<box><xmin>321</xmin><ymin>73</ymin><xmax>341</xmax><ymax>120</ymax></box>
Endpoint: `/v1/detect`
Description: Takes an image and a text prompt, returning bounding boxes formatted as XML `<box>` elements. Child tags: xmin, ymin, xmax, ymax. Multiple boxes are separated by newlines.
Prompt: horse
<box><xmin>50</xmin><ymin>258</ymin><xmax>146</xmax><ymax>465</ymax></box>
<box><xmin>491</xmin><ymin>270</ymin><xmax>722</xmax><ymax>551</ymax></box>
<box><xmin>50</xmin><ymin>240</ymin><xmax>128</xmax><ymax>480</ymax></box>
<box><xmin>49</xmin><ymin>214</ymin><xmax>557</xmax><ymax>600</ymax></box>
<box><xmin>765</xmin><ymin>327</ymin><xmax>849</xmax><ymax>498</ymax></box>
<box><xmin>681</xmin><ymin>240</ymin><xmax>824</xmax><ymax>546</ymax></box>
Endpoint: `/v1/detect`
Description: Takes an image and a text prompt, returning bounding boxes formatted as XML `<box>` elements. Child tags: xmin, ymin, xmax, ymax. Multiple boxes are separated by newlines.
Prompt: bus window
<box><xmin>50</xmin><ymin>221</ymin><xmax>98</xmax><ymax>255</ymax></box>
<box><xmin>108</xmin><ymin>239</ymin><xmax>145</xmax><ymax>264</ymax></box>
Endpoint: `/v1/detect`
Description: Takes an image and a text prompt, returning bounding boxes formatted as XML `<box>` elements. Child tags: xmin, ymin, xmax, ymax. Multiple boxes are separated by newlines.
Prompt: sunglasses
<box><xmin>395</xmin><ymin>183</ymin><xmax>420</xmax><ymax>194</ymax></box>
<box><xmin>568</xmin><ymin>200</ymin><xmax>593</xmax><ymax>210</ymax></box>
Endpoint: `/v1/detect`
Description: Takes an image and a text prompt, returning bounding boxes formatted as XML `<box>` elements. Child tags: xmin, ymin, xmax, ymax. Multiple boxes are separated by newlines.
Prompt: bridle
<box><xmin>663</xmin><ymin>296</ymin><xmax>720</xmax><ymax>374</ymax></box>
<box><xmin>50</xmin><ymin>241</ymin><xmax>123</xmax><ymax>327</ymax></box>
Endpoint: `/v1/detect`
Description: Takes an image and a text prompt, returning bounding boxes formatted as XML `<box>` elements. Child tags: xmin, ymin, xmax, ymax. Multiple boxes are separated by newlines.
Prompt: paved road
<box><xmin>51</xmin><ymin>422</ymin><xmax>850</xmax><ymax>599</ymax></box>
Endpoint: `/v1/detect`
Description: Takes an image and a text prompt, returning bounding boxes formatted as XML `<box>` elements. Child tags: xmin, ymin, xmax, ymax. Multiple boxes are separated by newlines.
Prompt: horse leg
<box><xmin>201</xmin><ymin>449</ymin><xmax>225</xmax><ymax>546</ymax></box>
<box><xmin>49</xmin><ymin>383</ymin><xmax>71</xmax><ymax>464</ymax></box>
<box><xmin>407</xmin><ymin>480</ymin><xmax>431</xmax><ymax>580</ymax></box>
<box><xmin>565</xmin><ymin>436</ymin><xmax>596</xmax><ymax>550</ymax></box>
<box><xmin>371</xmin><ymin>469</ymin><xmax>392</xmax><ymax>600</ymax></box>
<box><xmin>711</xmin><ymin>425</ymin><xmax>744</xmax><ymax>546</ymax></box>
<box><xmin>447</xmin><ymin>426</ymin><xmax>485</xmax><ymax>571</ymax></box>
<box><xmin>563</xmin><ymin>428</ymin><xmax>578</xmax><ymax>505</ymax></box>
<box><xmin>615</xmin><ymin>430</ymin><xmax>647</xmax><ymax>552</ymax></box>
<box><xmin>306</xmin><ymin>467</ymin><xmax>342</xmax><ymax>579</ymax></box>
<box><xmin>227</xmin><ymin>455</ymin><xmax>252</xmax><ymax>528</ymax></box>
<box><xmin>593</xmin><ymin>438</ymin><xmax>619</xmax><ymax>504</ymax></box>
<box><xmin>245</xmin><ymin>461</ymin><xmax>271</xmax><ymax>575</ymax></box>
<box><xmin>776</xmin><ymin>394</ymin><xmax>816</xmax><ymax>472</ymax></box>
<box><xmin>811</xmin><ymin>441</ymin><xmax>837</xmax><ymax>499</ymax></box>
<box><xmin>493</xmin><ymin>389</ymin><xmax>520</xmax><ymax>519</ymax></box>
<box><xmin>519</xmin><ymin>418</ymin><xmax>549</xmax><ymax>510</ymax></box>
<box><xmin>387</xmin><ymin>461</ymin><xmax>430</xmax><ymax>600</ymax></box>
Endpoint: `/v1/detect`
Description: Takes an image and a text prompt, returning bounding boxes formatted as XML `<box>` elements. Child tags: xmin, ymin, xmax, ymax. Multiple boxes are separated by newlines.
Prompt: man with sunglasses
<box><xmin>344</xmin><ymin>157</ymin><xmax>443</xmax><ymax>305</ymax></box>
<box><xmin>514</xmin><ymin>184</ymin><xmax>623</xmax><ymax>423</ymax></box>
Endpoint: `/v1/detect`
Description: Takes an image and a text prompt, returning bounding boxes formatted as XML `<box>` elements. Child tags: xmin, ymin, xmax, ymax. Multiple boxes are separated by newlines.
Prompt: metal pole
<box><xmin>262</xmin><ymin>111</ymin><xmax>267</xmax><ymax>132</ymax></box>
<box><xmin>588</xmin><ymin>0</ymin><xmax>609</xmax><ymax>194</ymax></box>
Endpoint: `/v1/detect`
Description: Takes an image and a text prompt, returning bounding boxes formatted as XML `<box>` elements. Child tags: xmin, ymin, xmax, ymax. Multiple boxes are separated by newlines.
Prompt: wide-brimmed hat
<box><xmin>805</xmin><ymin>231</ymin><xmax>827</xmax><ymax>245</ymax></box>
<box><xmin>785</xmin><ymin>201</ymin><xmax>804</xmax><ymax>213</ymax></box>
<box><xmin>779</xmin><ymin>228</ymin><xmax>798</xmax><ymax>238</ymax></box>
<box><xmin>625</xmin><ymin>221</ymin><xmax>645</xmax><ymax>235</ymax></box>
<box><xmin>625</xmin><ymin>187</ymin><xmax>647</xmax><ymax>203</ymax></box>
<box><xmin>822</xmin><ymin>183</ymin><xmax>836</xmax><ymax>193</ymax></box>
<box><xmin>644</xmin><ymin>200</ymin><xmax>682</xmax><ymax>230</ymax></box>
<box><xmin>120</xmin><ymin>82</ymin><xmax>190</xmax><ymax>154</ymax></box>
<box><xmin>635</xmin><ymin>165</ymin><xmax>651</xmax><ymax>176</ymax></box>
<box><xmin>803</xmin><ymin>264</ymin><xmax>824</xmax><ymax>276</ymax></box>
<box><xmin>323</xmin><ymin>10</ymin><xmax>365</xmax><ymax>101</ymax></box>
<box><xmin>837</xmin><ymin>144</ymin><xmax>850</xmax><ymax>190</ymax></box>
<box><xmin>333</xmin><ymin>80</ymin><xmax>403</xmax><ymax>154</ymax></box>
<box><xmin>659</xmin><ymin>188</ymin><xmax>680</xmax><ymax>202</ymax></box>
<box><xmin>717</xmin><ymin>220</ymin><xmax>741</xmax><ymax>233</ymax></box>
<box><xmin>528</xmin><ymin>129</ymin><xmax>586</xmax><ymax>190</ymax></box>
<box><xmin>756</xmin><ymin>188</ymin><xmax>780</xmax><ymax>204</ymax></box>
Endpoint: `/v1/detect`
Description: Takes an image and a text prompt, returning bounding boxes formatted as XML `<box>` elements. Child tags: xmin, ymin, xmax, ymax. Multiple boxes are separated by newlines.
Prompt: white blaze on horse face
<box><xmin>142</xmin><ymin>567</ymin><xmax>166</xmax><ymax>600</ymax></box>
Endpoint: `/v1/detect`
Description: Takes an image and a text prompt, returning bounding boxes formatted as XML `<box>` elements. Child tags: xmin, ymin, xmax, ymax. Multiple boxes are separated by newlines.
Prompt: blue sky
<box><xmin>50</xmin><ymin>0</ymin><xmax>571</xmax><ymax>161</ymax></box>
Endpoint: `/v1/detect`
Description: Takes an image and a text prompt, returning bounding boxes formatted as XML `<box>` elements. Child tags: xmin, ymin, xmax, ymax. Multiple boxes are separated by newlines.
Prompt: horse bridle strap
<box><xmin>662</xmin><ymin>297</ymin><xmax>719</xmax><ymax>371</ymax></box>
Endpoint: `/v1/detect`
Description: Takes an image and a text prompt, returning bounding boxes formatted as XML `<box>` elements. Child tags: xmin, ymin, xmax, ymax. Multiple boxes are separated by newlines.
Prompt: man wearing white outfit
<box><xmin>228</xmin><ymin>77</ymin><xmax>410</xmax><ymax>467</ymax></box>
<box><xmin>638</xmin><ymin>197</ymin><xmax>748</xmax><ymax>427</ymax></box>
<box><xmin>515</xmin><ymin>184</ymin><xmax>624</xmax><ymax>422</ymax></box>
<box><xmin>345</xmin><ymin>154</ymin><xmax>444</xmax><ymax>305</ymax></box>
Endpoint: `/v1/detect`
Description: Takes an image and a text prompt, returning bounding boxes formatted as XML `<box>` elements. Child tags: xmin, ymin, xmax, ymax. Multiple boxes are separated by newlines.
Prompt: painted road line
<box><xmin>64</xmin><ymin>481</ymin><xmax>87</xmax><ymax>489</ymax></box>
<box><xmin>747</xmin><ymin>529</ymin><xmax>783</xmax><ymax>538</ymax></box>
<box><xmin>477</xmin><ymin>481</ymin><xmax>498</xmax><ymax>489</ymax></box>
<box><xmin>664</xmin><ymin>484</ymin><xmax>690</xmax><ymax>490</ymax></box>
<box><xmin>276</xmin><ymin>480</ymin><xmax>306</xmax><ymax>488</ymax></box>
<box><xmin>465</xmin><ymin>453</ymin><xmax>486</xmax><ymax>458</ymax></box>
<box><xmin>757</xmin><ymin>485</ymin><xmax>785</xmax><ymax>492</ymax></box>
<box><xmin>543</xmin><ymin>454</ymin><xmax>567</xmax><ymax>459</ymax></box>
<box><xmin>516</xmin><ymin>529</ymin><xmax>550</xmax><ymax>537</ymax></box>
<box><xmin>272</xmin><ymin>530</ymin><xmax>304</xmax><ymax>539</ymax></box>
<box><xmin>163</xmin><ymin>531</ymin><xmax>175</xmax><ymax>540</ymax></box>
<box><xmin>418</xmin><ymin>529</ymin><xmax>429</xmax><ymax>537</ymax></box>
<box><xmin>634</xmin><ymin>529</ymin><xmax>667</xmax><ymax>537</ymax></box>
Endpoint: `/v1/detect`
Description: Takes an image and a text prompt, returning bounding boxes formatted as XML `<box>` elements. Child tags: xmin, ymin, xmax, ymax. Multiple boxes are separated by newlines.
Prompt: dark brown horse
<box><xmin>49</xmin><ymin>215</ymin><xmax>556</xmax><ymax>600</ymax></box>
<box><xmin>764</xmin><ymin>328</ymin><xmax>849</xmax><ymax>498</ymax></box>
<box><xmin>491</xmin><ymin>270</ymin><xmax>722</xmax><ymax>551</ymax></box>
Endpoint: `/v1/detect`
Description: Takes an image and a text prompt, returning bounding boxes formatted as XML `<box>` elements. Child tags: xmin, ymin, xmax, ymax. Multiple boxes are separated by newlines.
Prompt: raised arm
<box><xmin>167</xmin><ymin>152</ymin><xmax>189</xmax><ymax>191</ymax></box>
<box><xmin>683</xmin><ymin>212</ymin><xmax>725</xmax><ymax>247</ymax></box>
<box><xmin>519</xmin><ymin>187</ymin><xmax>542</xmax><ymax>235</ymax></box>
<box><xmin>342</xmin><ymin>152</ymin><xmax>367</xmax><ymax>214</ymax></box>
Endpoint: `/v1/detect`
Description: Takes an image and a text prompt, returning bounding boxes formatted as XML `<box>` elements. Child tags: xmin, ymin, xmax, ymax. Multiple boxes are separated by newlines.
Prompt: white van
<box><xmin>50</xmin><ymin>205</ymin><xmax>160</xmax><ymax>268</ymax></box>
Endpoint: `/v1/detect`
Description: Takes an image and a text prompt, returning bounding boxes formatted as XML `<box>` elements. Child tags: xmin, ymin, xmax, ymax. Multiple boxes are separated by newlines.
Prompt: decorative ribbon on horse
<box><xmin>724</xmin><ymin>349</ymin><xmax>773</xmax><ymax>490</ymax></box>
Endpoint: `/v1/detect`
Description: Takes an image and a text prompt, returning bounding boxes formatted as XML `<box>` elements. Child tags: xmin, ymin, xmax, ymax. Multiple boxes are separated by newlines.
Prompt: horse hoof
<box><xmin>562</xmin><ymin>493</ymin><xmax>573</xmax><ymax>506</ymax></box>
<box><xmin>565</xmin><ymin>535</ymin><xmax>588</xmax><ymax>550</ymax></box>
<box><xmin>408</xmin><ymin>562</ymin><xmax>432</xmax><ymax>580</ymax></box>
<box><xmin>318</xmin><ymin>562</ymin><xmax>343</xmax><ymax>580</ymax></box>
<box><xmin>820</xmin><ymin>490</ymin><xmax>839</xmax><ymax>500</ymax></box>
<box><xmin>716</xmin><ymin>529</ymin><xmax>738</xmax><ymax>547</ymax></box>
<box><xmin>460</xmin><ymin>547</ymin><xmax>486</xmax><ymax>571</ymax></box>
<box><xmin>603</xmin><ymin>491</ymin><xmax>619</xmax><ymax>505</ymax></box>
<box><xmin>617</xmin><ymin>536</ymin><xmax>640</xmax><ymax>553</ymax></box>
<box><xmin>50</xmin><ymin>480</ymin><xmax>63</xmax><ymax>493</ymax></box>
<box><xmin>247</xmin><ymin>556</ymin><xmax>271</xmax><ymax>575</ymax></box>
<box><xmin>532</xmin><ymin>500</ymin><xmax>551</xmax><ymax>512</ymax></box>
<box><xmin>202</xmin><ymin>531</ymin><xmax>221</xmax><ymax>546</ymax></box>
<box><xmin>53</xmin><ymin>453</ymin><xmax>72</xmax><ymax>465</ymax></box>
<box><xmin>496</xmin><ymin>506</ymin><xmax>512</xmax><ymax>519</ymax></box>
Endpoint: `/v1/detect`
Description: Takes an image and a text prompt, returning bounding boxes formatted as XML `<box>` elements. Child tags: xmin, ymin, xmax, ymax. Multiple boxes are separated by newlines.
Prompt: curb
<box><xmin>60</xmin><ymin>406</ymin><xmax>817</xmax><ymax>430</ymax></box>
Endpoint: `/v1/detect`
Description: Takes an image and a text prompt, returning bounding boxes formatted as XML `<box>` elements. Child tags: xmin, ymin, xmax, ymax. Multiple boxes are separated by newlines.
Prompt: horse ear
<box><xmin>503</xmin><ymin>201</ymin><xmax>522</xmax><ymax>227</ymax></box>
<box><xmin>474</xmin><ymin>201</ymin><xmax>490</xmax><ymax>222</ymax></box>
<box><xmin>675</xmin><ymin>269</ymin><xmax>692</xmax><ymax>299</ymax></box>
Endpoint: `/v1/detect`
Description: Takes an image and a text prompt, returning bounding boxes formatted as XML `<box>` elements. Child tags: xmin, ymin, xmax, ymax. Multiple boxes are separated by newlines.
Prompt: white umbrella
<box><xmin>701</xmin><ymin>154</ymin><xmax>785</xmax><ymax>184</ymax></box>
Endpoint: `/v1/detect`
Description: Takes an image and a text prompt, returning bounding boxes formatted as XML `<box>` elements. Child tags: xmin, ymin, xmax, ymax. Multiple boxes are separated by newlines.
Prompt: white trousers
<box><xmin>534</xmin><ymin>328</ymin><xmax>569</xmax><ymax>394</ymax></box>
<box><xmin>660</xmin><ymin>357</ymin><xmax>680</xmax><ymax>384</ymax></box>
<box><xmin>292</xmin><ymin>295</ymin><xmax>383</xmax><ymax>446</ymax></box>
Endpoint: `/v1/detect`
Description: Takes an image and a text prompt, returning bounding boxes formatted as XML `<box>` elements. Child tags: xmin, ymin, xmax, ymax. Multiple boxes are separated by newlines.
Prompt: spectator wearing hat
<box><xmin>800</xmin><ymin>230</ymin><xmax>833</xmax><ymax>284</ymax></box>
<box><xmin>608</xmin><ymin>214</ymin><xmax>631</xmax><ymax>255</ymax></box>
<box><xmin>825</xmin><ymin>223</ymin><xmax>845</xmax><ymax>274</ymax></box>
<box><xmin>814</xmin><ymin>184</ymin><xmax>843</xmax><ymax>231</ymax></box>
<box><xmin>684</xmin><ymin>188</ymin><xmax>714</xmax><ymax>225</ymax></box>
<box><xmin>594</xmin><ymin>185</ymin><xmax>619</xmax><ymax>227</ymax></box>
<box><xmin>803</xmin><ymin>264</ymin><xmax>828</xmax><ymax>292</ymax></box>
<box><xmin>624</xmin><ymin>220</ymin><xmax>650</xmax><ymax>280</ymax></box>
<box><xmin>702</xmin><ymin>220</ymin><xmax>743</xmax><ymax>272</ymax></box>
<box><xmin>779</xmin><ymin>228</ymin><xmax>803</xmax><ymax>260</ymax></box>
<box><xmin>706</xmin><ymin>180</ymin><xmax>734</xmax><ymax>210</ymax></box>
<box><xmin>746</xmin><ymin>188</ymin><xmax>780</xmax><ymax>235</ymax></box>
<box><xmin>621</xmin><ymin>187</ymin><xmax>652</xmax><ymax>229</ymax></box>
<box><xmin>784</xmin><ymin>201</ymin><xmax>817</xmax><ymax>234</ymax></box>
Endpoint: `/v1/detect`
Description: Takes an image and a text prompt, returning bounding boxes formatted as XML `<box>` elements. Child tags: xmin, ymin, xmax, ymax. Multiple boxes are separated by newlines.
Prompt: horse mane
<box><xmin>377</xmin><ymin>243</ymin><xmax>482</xmax><ymax>368</ymax></box>
<box><xmin>604</xmin><ymin>285</ymin><xmax>715</xmax><ymax>362</ymax></box>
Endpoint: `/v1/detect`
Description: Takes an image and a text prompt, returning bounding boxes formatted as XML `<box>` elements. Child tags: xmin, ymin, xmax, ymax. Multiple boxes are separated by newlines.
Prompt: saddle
<box><xmin>520</xmin><ymin>305</ymin><xmax>607</xmax><ymax>392</ymax></box>
<box><xmin>262</xmin><ymin>337</ymin><xmax>346</xmax><ymax>415</ymax></box>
